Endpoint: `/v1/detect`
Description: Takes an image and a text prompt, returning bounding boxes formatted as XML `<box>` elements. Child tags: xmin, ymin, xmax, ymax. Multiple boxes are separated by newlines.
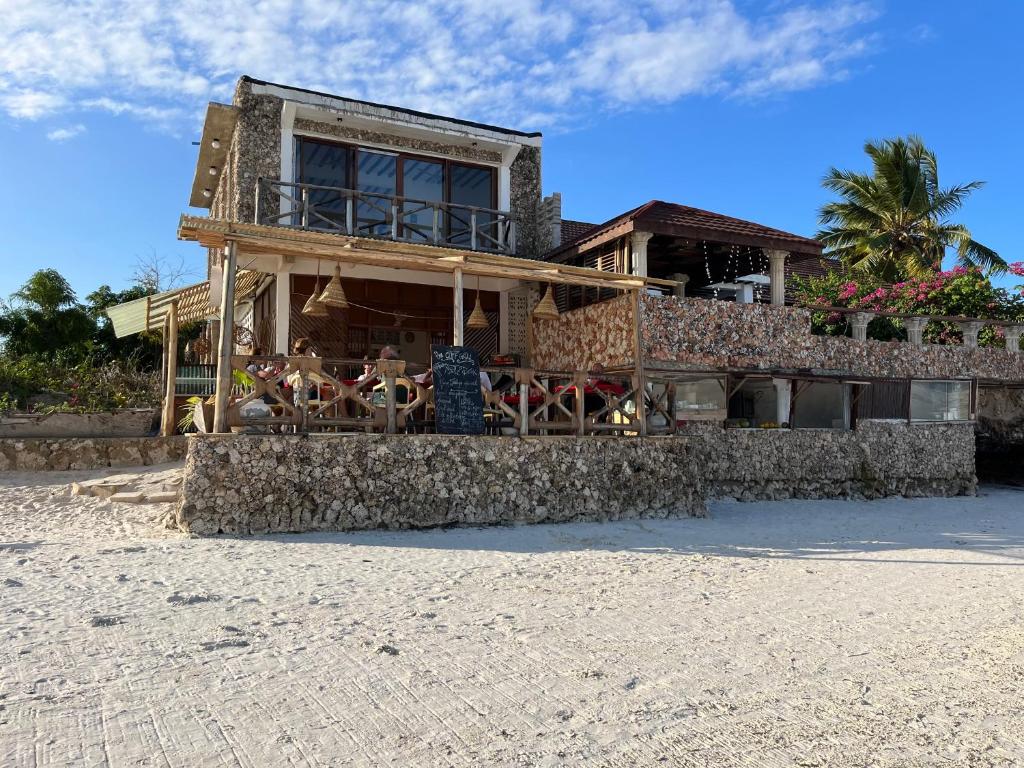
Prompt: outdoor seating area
<box><xmin>209</xmin><ymin>353</ymin><xmax>705</xmax><ymax>437</ymax></box>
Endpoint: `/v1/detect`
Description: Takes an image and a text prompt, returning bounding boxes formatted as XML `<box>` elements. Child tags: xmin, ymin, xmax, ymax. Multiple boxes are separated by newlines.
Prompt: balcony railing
<box><xmin>254</xmin><ymin>178</ymin><xmax>517</xmax><ymax>254</ymax></box>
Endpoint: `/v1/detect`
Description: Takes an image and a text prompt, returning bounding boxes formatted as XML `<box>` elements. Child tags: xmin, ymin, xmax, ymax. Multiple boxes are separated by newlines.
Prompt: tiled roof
<box><xmin>548</xmin><ymin>200</ymin><xmax>823</xmax><ymax>259</ymax></box>
<box><xmin>560</xmin><ymin>219</ymin><xmax>598</xmax><ymax>244</ymax></box>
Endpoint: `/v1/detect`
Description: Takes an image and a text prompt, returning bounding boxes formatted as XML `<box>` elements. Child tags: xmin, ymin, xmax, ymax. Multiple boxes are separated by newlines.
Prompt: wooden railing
<box><xmin>255</xmin><ymin>179</ymin><xmax>517</xmax><ymax>254</ymax></box>
<box><xmin>206</xmin><ymin>356</ymin><xmax>719</xmax><ymax>436</ymax></box>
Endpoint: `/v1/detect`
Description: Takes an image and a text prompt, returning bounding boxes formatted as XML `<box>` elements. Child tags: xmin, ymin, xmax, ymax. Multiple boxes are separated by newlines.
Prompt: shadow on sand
<box><xmin>254</xmin><ymin>486</ymin><xmax>1024</xmax><ymax>567</ymax></box>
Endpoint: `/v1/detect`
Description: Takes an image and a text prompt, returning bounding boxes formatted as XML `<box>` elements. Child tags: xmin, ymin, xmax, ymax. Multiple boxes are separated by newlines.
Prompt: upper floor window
<box><xmin>295</xmin><ymin>137</ymin><xmax>496</xmax><ymax>240</ymax></box>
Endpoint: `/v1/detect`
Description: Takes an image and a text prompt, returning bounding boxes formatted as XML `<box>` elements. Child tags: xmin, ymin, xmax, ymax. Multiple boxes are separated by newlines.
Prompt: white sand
<box><xmin>1</xmin><ymin>467</ymin><xmax>1023</xmax><ymax>767</ymax></box>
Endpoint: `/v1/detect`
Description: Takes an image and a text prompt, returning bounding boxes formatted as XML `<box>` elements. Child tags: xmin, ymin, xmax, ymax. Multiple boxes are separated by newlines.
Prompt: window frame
<box><xmin>908</xmin><ymin>379</ymin><xmax>975</xmax><ymax>423</ymax></box>
<box><xmin>294</xmin><ymin>135</ymin><xmax>498</xmax><ymax>211</ymax></box>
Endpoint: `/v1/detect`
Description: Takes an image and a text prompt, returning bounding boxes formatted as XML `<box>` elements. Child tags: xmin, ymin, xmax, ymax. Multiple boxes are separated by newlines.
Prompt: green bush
<box><xmin>0</xmin><ymin>355</ymin><xmax>160</xmax><ymax>413</ymax></box>
<box><xmin>790</xmin><ymin>266</ymin><xmax>1024</xmax><ymax>347</ymax></box>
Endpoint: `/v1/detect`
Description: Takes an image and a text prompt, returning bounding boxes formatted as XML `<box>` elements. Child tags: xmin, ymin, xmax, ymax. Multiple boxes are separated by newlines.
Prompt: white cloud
<box><xmin>46</xmin><ymin>123</ymin><xmax>86</xmax><ymax>141</ymax></box>
<box><xmin>0</xmin><ymin>0</ymin><xmax>880</xmax><ymax>130</ymax></box>
<box><xmin>0</xmin><ymin>89</ymin><xmax>65</xmax><ymax>119</ymax></box>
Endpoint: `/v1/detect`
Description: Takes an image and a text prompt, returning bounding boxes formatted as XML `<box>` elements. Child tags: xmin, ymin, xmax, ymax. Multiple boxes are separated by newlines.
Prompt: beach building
<box><xmin>102</xmin><ymin>76</ymin><xmax>1024</xmax><ymax>534</ymax></box>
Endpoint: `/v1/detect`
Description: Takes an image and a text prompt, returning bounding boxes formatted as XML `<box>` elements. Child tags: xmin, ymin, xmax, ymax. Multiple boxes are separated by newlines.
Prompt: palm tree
<box><xmin>817</xmin><ymin>136</ymin><xmax>1005</xmax><ymax>281</ymax></box>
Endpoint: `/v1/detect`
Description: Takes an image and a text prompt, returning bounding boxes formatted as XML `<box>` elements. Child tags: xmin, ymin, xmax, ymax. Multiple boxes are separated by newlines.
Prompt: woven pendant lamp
<box><xmin>532</xmin><ymin>283</ymin><xmax>559</xmax><ymax>320</ymax></box>
<box><xmin>318</xmin><ymin>265</ymin><xmax>349</xmax><ymax>309</ymax></box>
<box><xmin>302</xmin><ymin>261</ymin><xmax>329</xmax><ymax>317</ymax></box>
<box><xmin>467</xmin><ymin>275</ymin><xmax>489</xmax><ymax>329</ymax></box>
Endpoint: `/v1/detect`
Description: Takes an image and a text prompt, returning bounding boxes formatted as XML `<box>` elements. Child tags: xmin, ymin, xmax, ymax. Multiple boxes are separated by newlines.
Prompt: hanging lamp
<box><xmin>302</xmin><ymin>260</ymin><xmax>329</xmax><ymax>317</ymax></box>
<box><xmin>318</xmin><ymin>265</ymin><xmax>349</xmax><ymax>309</ymax></box>
<box><xmin>466</xmin><ymin>274</ymin><xmax>489</xmax><ymax>329</ymax></box>
<box><xmin>531</xmin><ymin>283</ymin><xmax>559</xmax><ymax>320</ymax></box>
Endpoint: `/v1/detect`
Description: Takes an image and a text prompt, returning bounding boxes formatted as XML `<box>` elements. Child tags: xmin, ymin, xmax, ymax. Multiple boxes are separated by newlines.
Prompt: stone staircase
<box><xmin>71</xmin><ymin>464</ymin><xmax>184</xmax><ymax>504</ymax></box>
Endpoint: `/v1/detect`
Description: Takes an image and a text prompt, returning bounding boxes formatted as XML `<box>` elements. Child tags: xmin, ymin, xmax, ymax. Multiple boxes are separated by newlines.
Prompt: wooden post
<box><xmin>574</xmin><ymin>371</ymin><xmax>586</xmax><ymax>437</ymax></box>
<box><xmin>453</xmin><ymin>267</ymin><xmax>465</xmax><ymax>346</ymax></box>
<box><xmin>378</xmin><ymin>359</ymin><xmax>404</xmax><ymax>434</ymax></box>
<box><xmin>632</xmin><ymin>289</ymin><xmax>648</xmax><ymax>436</ymax></box>
<box><xmin>212</xmin><ymin>242</ymin><xmax>238</xmax><ymax>433</ymax></box>
<box><xmin>160</xmin><ymin>300</ymin><xmax>179</xmax><ymax>436</ymax></box>
<box><xmin>633</xmin><ymin>373</ymin><xmax>648</xmax><ymax>437</ymax></box>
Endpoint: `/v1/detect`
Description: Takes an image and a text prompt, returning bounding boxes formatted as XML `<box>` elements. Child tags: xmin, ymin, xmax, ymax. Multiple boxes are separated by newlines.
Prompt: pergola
<box><xmin>176</xmin><ymin>215</ymin><xmax>680</xmax><ymax>433</ymax></box>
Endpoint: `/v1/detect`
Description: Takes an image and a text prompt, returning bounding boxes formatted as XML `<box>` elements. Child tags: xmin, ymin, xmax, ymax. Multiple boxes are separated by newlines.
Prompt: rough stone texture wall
<box><xmin>209</xmin><ymin>79</ymin><xmax>283</xmax><ymax>226</ymax></box>
<box><xmin>532</xmin><ymin>294</ymin><xmax>635</xmax><ymax>370</ymax></box>
<box><xmin>641</xmin><ymin>296</ymin><xmax>1024</xmax><ymax>381</ymax></box>
<box><xmin>977</xmin><ymin>386</ymin><xmax>1024</xmax><ymax>445</ymax></box>
<box><xmin>510</xmin><ymin>145</ymin><xmax>542</xmax><ymax>258</ymax></box>
<box><xmin>0</xmin><ymin>437</ymin><xmax>188</xmax><ymax>472</ymax></box>
<box><xmin>175</xmin><ymin>434</ymin><xmax>706</xmax><ymax>535</ymax></box>
<box><xmin>174</xmin><ymin>421</ymin><xmax>973</xmax><ymax>535</ymax></box>
<box><xmin>293</xmin><ymin>119</ymin><xmax>502</xmax><ymax>163</ymax></box>
<box><xmin>692</xmin><ymin>421</ymin><xmax>976</xmax><ymax>500</ymax></box>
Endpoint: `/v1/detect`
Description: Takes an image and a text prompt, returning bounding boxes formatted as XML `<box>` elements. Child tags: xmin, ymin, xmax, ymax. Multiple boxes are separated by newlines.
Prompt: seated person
<box><xmin>286</xmin><ymin>337</ymin><xmax>324</xmax><ymax>403</ymax></box>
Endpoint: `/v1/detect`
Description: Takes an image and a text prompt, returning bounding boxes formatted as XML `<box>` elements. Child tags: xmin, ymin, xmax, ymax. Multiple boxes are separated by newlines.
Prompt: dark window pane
<box><xmin>402</xmin><ymin>159</ymin><xmax>443</xmax><ymax>242</ymax></box>
<box><xmin>297</xmin><ymin>139</ymin><xmax>350</xmax><ymax>230</ymax></box>
<box><xmin>449</xmin><ymin>165</ymin><xmax>495</xmax><ymax>247</ymax></box>
<box><xmin>357</xmin><ymin>150</ymin><xmax>397</xmax><ymax>236</ymax></box>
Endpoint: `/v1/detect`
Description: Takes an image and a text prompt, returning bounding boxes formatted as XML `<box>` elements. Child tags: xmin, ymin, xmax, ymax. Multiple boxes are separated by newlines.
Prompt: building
<box><xmin>102</xmin><ymin>75</ymin><xmax>1024</xmax><ymax>533</ymax></box>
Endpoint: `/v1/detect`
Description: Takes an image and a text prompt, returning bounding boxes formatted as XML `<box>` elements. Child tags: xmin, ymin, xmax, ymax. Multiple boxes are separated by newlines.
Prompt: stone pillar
<box><xmin>903</xmin><ymin>317</ymin><xmax>927</xmax><ymax>347</ymax></box>
<box><xmin>959</xmin><ymin>320</ymin><xmax>985</xmax><ymax>349</ymax></box>
<box><xmin>851</xmin><ymin>312</ymin><xmax>874</xmax><ymax>342</ymax></box>
<box><xmin>630</xmin><ymin>231</ymin><xmax>654</xmax><ymax>277</ymax></box>
<box><xmin>766</xmin><ymin>250</ymin><xmax>788</xmax><ymax>306</ymax></box>
<box><xmin>772</xmin><ymin>377</ymin><xmax>792</xmax><ymax>426</ymax></box>
<box><xmin>1004</xmin><ymin>325</ymin><xmax>1023</xmax><ymax>353</ymax></box>
<box><xmin>670</xmin><ymin>274</ymin><xmax>689</xmax><ymax>298</ymax></box>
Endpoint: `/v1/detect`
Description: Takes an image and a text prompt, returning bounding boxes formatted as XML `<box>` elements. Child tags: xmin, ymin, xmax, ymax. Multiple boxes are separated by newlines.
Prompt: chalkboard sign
<box><xmin>431</xmin><ymin>345</ymin><xmax>485</xmax><ymax>435</ymax></box>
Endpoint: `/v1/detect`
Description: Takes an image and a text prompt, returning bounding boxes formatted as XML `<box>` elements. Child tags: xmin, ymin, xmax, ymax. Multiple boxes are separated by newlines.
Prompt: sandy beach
<box><xmin>1</xmin><ymin>466</ymin><xmax>1023</xmax><ymax>766</ymax></box>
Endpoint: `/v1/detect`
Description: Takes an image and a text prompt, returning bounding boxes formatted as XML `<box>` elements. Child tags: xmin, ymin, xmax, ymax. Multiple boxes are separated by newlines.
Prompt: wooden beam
<box><xmin>212</xmin><ymin>242</ymin><xmax>238</xmax><ymax>433</ymax></box>
<box><xmin>177</xmin><ymin>215</ymin><xmax>678</xmax><ymax>291</ymax></box>
<box><xmin>160</xmin><ymin>300</ymin><xmax>179</xmax><ymax>436</ymax></box>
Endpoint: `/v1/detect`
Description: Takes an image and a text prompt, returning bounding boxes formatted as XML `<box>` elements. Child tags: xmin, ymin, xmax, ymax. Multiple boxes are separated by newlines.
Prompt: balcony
<box><xmin>254</xmin><ymin>178</ymin><xmax>517</xmax><ymax>254</ymax></box>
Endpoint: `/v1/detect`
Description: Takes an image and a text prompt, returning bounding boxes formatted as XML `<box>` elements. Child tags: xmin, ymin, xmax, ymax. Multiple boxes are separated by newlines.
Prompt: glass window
<box><xmin>356</xmin><ymin>150</ymin><xmax>397</xmax><ymax>236</ymax></box>
<box><xmin>910</xmin><ymin>380</ymin><xmax>972</xmax><ymax>421</ymax></box>
<box><xmin>449</xmin><ymin>164</ymin><xmax>495</xmax><ymax>246</ymax></box>
<box><xmin>402</xmin><ymin>158</ymin><xmax>444</xmax><ymax>242</ymax></box>
<box><xmin>297</xmin><ymin>139</ymin><xmax>351</xmax><ymax>230</ymax></box>
<box><xmin>674</xmin><ymin>377</ymin><xmax>727</xmax><ymax>420</ymax></box>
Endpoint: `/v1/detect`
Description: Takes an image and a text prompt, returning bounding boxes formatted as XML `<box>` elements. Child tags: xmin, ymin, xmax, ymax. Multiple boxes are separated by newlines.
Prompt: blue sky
<box><xmin>0</xmin><ymin>1</ymin><xmax>1020</xmax><ymax>302</ymax></box>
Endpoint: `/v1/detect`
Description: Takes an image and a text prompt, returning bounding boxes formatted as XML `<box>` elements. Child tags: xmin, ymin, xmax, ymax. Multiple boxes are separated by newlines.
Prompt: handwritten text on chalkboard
<box><xmin>431</xmin><ymin>345</ymin><xmax>484</xmax><ymax>435</ymax></box>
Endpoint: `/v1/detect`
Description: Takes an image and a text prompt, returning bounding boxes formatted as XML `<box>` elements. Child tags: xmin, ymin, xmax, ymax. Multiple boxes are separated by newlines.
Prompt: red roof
<box><xmin>560</xmin><ymin>218</ymin><xmax>598</xmax><ymax>245</ymax></box>
<box><xmin>548</xmin><ymin>200</ymin><xmax>823</xmax><ymax>259</ymax></box>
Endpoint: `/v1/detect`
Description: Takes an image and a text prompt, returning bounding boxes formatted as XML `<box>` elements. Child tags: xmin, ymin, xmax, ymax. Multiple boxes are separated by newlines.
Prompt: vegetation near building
<box><xmin>816</xmin><ymin>135</ymin><xmax>1006</xmax><ymax>282</ymax></box>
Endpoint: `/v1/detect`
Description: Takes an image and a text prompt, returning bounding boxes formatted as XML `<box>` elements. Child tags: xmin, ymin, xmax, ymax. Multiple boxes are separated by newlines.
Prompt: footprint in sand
<box><xmin>166</xmin><ymin>591</ymin><xmax>222</xmax><ymax>606</ymax></box>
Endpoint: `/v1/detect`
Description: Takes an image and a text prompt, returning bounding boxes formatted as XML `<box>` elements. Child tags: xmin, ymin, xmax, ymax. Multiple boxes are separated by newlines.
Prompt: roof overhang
<box><xmin>104</xmin><ymin>271</ymin><xmax>262</xmax><ymax>338</ymax></box>
<box><xmin>177</xmin><ymin>216</ymin><xmax>680</xmax><ymax>293</ymax></box>
<box><xmin>189</xmin><ymin>102</ymin><xmax>240</xmax><ymax>209</ymax></box>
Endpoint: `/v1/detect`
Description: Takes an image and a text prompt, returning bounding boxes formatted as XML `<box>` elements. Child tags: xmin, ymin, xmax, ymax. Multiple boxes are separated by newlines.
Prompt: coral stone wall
<box><xmin>0</xmin><ymin>437</ymin><xmax>188</xmax><ymax>472</ymax></box>
<box><xmin>532</xmin><ymin>294</ymin><xmax>636</xmax><ymax>370</ymax></box>
<box><xmin>509</xmin><ymin>145</ymin><xmax>543</xmax><ymax>258</ymax></box>
<box><xmin>174</xmin><ymin>421</ymin><xmax>973</xmax><ymax>535</ymax></box>
<box><xmin>694</xmin><ymin>421</ymin><xmax>976</xmax><ymax>500</ymax></box>
<box><xmin>175</xmin><ymin>434</ymin><xmax>706</xmax><ymax>535</ymax></box>
<box><xmin>641</xmin><ymin>296</ymin><xmax>1024</xmax><ymax>381</ymax></box>
<box><xmin>210</xmin><ymin>79</ymin><xmax>283</xmax><ymax>225</ymax></box>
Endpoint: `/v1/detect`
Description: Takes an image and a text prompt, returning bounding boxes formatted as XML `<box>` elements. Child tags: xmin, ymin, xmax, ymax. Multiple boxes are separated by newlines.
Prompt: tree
<box><xmin>0</xmin><ymin>270</ymin><xmax>96</xmax><ymax>359</ymax></box>
<box><xmin>86</xmin><ymin>284</ymin><xmax>164</xmax><ymax>368</ymax></box>
<box><xmin>817</xmin><ymin>136</ymin><xmax>1006</xmax><ymax>282</ymax></box>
